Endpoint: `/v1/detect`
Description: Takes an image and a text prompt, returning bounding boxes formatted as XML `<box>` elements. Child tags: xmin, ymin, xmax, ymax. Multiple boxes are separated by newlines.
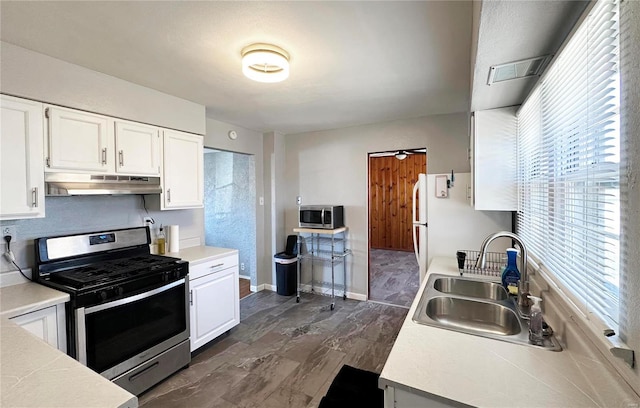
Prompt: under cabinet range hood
<box><xmin>45</xmin><ymin>173</ymin><xmax>162</xmax><ymax>196</ymax></box>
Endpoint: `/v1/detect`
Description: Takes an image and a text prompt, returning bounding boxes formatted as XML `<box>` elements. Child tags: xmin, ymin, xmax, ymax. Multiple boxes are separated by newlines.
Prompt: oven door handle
<box><xmin>85</xmin><ymin>278</ymin><xmax>186</xmax><ymax>315</ymax></box>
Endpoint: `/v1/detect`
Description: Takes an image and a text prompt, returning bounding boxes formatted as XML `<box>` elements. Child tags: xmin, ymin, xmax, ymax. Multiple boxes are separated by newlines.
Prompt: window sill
<box><xmin>526</xmin><ymin>255</ymin><xmax>638</xmax><ymax>394</ymax></box>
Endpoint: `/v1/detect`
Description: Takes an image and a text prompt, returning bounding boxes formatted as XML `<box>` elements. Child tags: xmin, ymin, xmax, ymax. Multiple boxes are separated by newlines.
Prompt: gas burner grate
<box><xmin>48</xmin><ymin>255</ymin><xmax>179</xmax><ymax>289</ymax></box>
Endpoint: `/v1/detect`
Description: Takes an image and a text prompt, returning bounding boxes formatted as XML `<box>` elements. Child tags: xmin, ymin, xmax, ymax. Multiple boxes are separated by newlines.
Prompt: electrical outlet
<box><xmin>2</xmin><ymin>225</ymin><xmax>16</xmax><ymax>242</ymax></box>
<box><xmin>240</xmin><ymin>263</ymin><xmax>245</xmax><ymax>271</ymax></box>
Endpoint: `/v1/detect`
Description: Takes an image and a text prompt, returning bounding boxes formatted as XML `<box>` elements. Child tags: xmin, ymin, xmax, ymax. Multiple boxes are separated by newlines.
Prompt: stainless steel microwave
<box><xmin>299</xmin><ymin>205</ymin><xmax>344</xmax><ymax>229</ymax></box>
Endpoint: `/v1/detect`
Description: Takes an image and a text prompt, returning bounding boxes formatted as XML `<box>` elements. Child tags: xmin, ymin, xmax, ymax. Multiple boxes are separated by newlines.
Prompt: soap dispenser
<box><xmin>528</xmin><ymin>295</ymin><xmax>544</xmax><ymax>344</ymax></box>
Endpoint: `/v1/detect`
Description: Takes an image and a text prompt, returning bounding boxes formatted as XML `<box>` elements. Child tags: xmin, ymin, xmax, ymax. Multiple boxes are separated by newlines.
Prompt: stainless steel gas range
<box><xmin>34</xmin><ymin>226</ymin><xmax>190</xmax><ymax>396</ymax></box>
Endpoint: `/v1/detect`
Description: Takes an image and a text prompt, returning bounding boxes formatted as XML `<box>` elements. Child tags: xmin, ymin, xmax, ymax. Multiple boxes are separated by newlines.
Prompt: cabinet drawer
<box><xmin>189</xmin><ymin>254</ymin><xmax>238</xmax><ymax>280</ymax></box>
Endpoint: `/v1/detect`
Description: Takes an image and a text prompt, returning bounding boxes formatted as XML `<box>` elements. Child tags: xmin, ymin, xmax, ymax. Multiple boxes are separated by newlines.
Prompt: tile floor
<box><xmin>368</xmin><ymin>249</ymin><xmax>420</xmax><ymax>308</ymax></box>
<box><xmin>139</xmin><ymin>291</ymin><xmax>408</xmax><ymax>408</ymax></box>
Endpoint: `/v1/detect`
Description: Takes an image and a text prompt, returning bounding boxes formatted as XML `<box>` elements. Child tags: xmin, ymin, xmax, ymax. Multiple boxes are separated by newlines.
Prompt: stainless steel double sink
<box><xmin>413</xmin><ymin>274</ymin><xmax>562</xmax><ymax>351</ymax></box>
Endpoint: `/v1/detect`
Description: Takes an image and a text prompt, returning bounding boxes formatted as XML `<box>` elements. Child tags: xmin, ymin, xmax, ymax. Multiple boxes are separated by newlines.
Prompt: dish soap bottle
<box><xmin>157</xmin><ymin>225</ymin><xmax>166</xmax><ymax>255</ymax></box>
<box><xmin>528</xmin><ymin>295</ymin><xmax>544</xmax><ymax>344</ymax></box>
<box><xmin>501</xmin><ymin>248</ymin><xmax>520</xmax><ymax>296</ymax></box>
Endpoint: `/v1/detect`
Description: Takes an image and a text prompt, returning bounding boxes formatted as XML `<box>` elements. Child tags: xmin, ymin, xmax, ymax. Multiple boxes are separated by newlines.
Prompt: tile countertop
<box><xmin>0</xmin><ymin>282</ymin><xmax>137</xmax><ymax>408</ymax></box>
<box><xmin>165</xmin><ymin>245</ymin><xmax>238</xmax><ymax>266</ymax></box>
<box><xmin>378</xmin><ymin>257</ymin><xmax>640</xmax><ymax>407</ymax></box>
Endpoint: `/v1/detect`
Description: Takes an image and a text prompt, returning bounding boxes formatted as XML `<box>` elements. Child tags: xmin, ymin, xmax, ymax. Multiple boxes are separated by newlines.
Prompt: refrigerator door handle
<box><xmin>412</xmin><ymin>179</ymin><xmax>420</xmax><ymax>224</ymax></box>
<box><xmin>413</xmin><ymin>224</ymin><xmax>420</xmax><ymax>264</ymax></box>
<box><xmin>412</xmin><ymin>178</ymin><xmax>421</xmax><ymax>265</ymax></box>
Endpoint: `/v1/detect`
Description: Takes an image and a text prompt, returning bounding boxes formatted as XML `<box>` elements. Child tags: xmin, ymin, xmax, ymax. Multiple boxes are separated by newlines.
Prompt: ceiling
<box><xmin>0</xmin><ymin>1</ymin><xmax>472</xmax><ymax>134</ymax></box>
<box><xmin>0</xmin><ymin>1</ymin><xmax>587</xmax><ymax>135</ymax></box>
<box><xmin>470</xmin><ymin>0</ymin><xmax>588</xmax><ymax>112</ymax></box>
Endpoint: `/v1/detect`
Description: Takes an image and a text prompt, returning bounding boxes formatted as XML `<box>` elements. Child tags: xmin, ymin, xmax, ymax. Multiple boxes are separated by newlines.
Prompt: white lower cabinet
<box><xmin>384</xmin><ymin>386</ymin><xmax>458</xmax><ymax>408</ymax></box>
<box><xmin>189</xmin><ymin>255</ymin><xmax>239</xmax><ymax>352</ymax></box>
<box><xmin>10</xmin><ymin>305</ymin><xmax>67</xmax><ymax>352</ymax></box>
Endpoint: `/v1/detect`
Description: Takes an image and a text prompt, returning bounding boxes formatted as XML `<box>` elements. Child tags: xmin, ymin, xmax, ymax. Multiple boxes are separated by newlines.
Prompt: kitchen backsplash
<box><xmin>0</xmin><ymin>195</ymin><xmax>203</xmax><ymax>274</ymax></box>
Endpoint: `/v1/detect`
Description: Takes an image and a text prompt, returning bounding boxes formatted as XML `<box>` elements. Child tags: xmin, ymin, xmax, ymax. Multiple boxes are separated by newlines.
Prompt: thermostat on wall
<box><xmin>228</xmin><ymin>130</ymin><xmax>238</xmax><ymax>140</ymax></box>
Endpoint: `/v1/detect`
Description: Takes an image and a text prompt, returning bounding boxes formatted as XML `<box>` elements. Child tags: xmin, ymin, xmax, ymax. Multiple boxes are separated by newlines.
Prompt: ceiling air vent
<box><xmin>487</xmin><ymin>55</ymin><xmax>551</xmax><ymax>85</ymax></box>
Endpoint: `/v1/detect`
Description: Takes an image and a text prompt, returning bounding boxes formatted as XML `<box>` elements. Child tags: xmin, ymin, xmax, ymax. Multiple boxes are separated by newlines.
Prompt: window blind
<box><xmin>516</xmin><ymin>0</ymin><xmax>620</xmax><ymax>325</ymax></box>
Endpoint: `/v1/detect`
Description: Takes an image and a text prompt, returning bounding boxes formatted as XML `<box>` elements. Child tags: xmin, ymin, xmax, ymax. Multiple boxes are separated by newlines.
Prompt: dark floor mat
<box><xmin>318</xmin><ymin>365</ymin><xmax>383</xmax><ymax>408</ymax></box>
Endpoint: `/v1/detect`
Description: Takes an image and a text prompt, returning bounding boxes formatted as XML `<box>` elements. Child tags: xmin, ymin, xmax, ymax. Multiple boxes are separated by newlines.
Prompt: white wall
<box><xmin>0</xmin><ymin>42</ymin><xmax>205</xmax><ymax>134</ymax></box>
<box><xmin>284</xmin><ymin>113</ymin><xmax>471</xmax><ymax>297</ymax></box>
<box><xmin>263</xmin><ymin>131</ymin><xmax>287</xmax><ymax>288</ymax></box>
<box><xmin>427</xmin><ymin>173</ymin><xmax>511</xmax><ymax>265</ymax></box>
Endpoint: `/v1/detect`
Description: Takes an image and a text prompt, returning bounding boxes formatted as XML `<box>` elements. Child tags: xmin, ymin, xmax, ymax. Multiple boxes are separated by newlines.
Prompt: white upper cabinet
<box><xmin>470</xmin><ymin>106</ymin><xmax>518</xmax><ymax>211</ymax></box>
<box><xmin>46</xmin><ymin>105</ymin><xmax>161</xmax><ymax>176</ymax></box>
<box><xmin>46</xmin><ymin>106</ymin><xmax>112</xmax><ymax>173</ymax></box>
<box><xmin>162</xmin><ymin>130</ymin><xmax>203</xmax><ymax>209</ymax></box>
<box><xmin>1</xmin><ymin>95</ymin><xmax>45</xmax><ymax>220</ymax></box>
<box><xmin>115</xmin><ymin>120</ymin><xmax>161</xmax><ymax>176</ymax></box>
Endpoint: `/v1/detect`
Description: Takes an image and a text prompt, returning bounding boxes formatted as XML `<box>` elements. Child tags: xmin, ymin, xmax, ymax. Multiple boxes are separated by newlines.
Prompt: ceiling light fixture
<box><xmin>241</xmin><ymin>43</ymin><xmax>290</xmax><ymax>83</ymax></box>
<box><xmin>395</xmin><ymin>151</ymin><xmax>408</xmax><ymax>160</ymax></box>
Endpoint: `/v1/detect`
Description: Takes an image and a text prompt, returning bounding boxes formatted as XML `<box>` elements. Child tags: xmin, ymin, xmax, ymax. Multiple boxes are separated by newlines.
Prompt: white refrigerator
<box><xmin>412</xmin><ymin>173</ymin><xmax>428</xmax><ymax>282</ymax></box>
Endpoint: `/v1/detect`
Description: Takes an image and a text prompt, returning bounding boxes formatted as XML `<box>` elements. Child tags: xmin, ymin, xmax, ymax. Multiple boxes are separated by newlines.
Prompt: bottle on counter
<box><xmin>528</xmin><ymin>295</ymin><xmax>544</xmax><ymax>344</ymax></box>
<box><xmin>157</xmin><ymin>225</ymin><xmax>166</xmax><ymax>255</ymax></box>
<box><xmin>501</xmin><ymin>248</ymin><xmax>520</xmax><ymax>295</ymax></box>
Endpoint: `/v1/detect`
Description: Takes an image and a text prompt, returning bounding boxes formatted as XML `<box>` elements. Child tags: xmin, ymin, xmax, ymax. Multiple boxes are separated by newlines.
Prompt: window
<box><xmin>516</xmin><ymin>0</ymin><xmax>620</xmax><ymax>326</ymax></box>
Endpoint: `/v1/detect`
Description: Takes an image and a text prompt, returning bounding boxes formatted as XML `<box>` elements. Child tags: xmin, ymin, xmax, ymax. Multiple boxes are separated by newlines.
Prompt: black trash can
<box><xmin>274</xmin><ymin>235</ymin><xmax>298</xmax><ymax>296</ymax></box>
<box><xmin>274</xmin><ymin>254</ymin><xmax>297</xmax><ymax>296</ymax></box>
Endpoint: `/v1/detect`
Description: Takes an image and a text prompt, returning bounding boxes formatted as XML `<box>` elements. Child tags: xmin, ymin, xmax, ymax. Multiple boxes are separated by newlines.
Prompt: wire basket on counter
<box><xmin>456</xmin><ymin>250</ymin><xmax>506</xmax><ymax>277</ymax></box>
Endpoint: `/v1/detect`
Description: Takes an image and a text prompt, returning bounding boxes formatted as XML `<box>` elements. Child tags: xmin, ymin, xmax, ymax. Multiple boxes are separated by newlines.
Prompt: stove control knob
<box><xmin>98</xmin><ymin>290</ymin><xmax>108</xmax><ymax>301</ymax></box>
<box><xmin>116</xmin><ymin>287</ymin><xmax>124</xmax><ymax>296</ymax></box>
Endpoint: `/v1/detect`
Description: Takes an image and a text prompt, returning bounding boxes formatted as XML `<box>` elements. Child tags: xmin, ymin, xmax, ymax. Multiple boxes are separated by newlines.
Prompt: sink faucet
<box><xmin>475</xmin><ymin>231</ymin><xmax>530</xmax><ymax>310</ymax></box>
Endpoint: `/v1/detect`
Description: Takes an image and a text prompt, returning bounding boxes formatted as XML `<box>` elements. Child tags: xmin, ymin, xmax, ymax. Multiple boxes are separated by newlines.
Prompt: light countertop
<box><xmin>1</xmin><ymin>318</ymin><xmax>137</xmax><ymax>408</ymax></box>
<box><xmin>0</xmin><ymin>282</ymin><xmax>137</xmax><ymax>408</ymax></box>
<box><xmin>0</xmin><ymin>281</ymin><xmax>69</xmax><ymax>319</ymax></box>
<box><xmin>165</xmin><ymin>245</ymin><xmax>238</xmax><ymax>266</ymax></box>
<box><xmin>379</xmin><ymin>257</ymin><xmax>640</xmax><ymax>407</ymax></box>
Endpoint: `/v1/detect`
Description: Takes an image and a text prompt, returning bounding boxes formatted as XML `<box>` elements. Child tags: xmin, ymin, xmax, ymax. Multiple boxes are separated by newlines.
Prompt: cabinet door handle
<box><xmin>101</xmin><ymin>148</ymin><xmax>107</xmax><ymax>165</ymax></box>
<box><xmin>167</xmin><ymin>188</ymin><xmax>171</xmax><ymax>203</ymax></box>
<box><xmin>32</xmin><ymin>187</ymin><xmax>38</xmax><ymax>208</ymax></box>
<box><xmin>189</xmin><ymin>289</ymin><xmax>193</xmax><ymax>306</ymax></box>
<box><xmin>209</xmin><ymin>263</ymin><xmax>224</xmax><ymax>269</ymax></box>
<box><xmin>118</xmin><ymin>150</ymin><xmax>124</xmax><ymax>167</ymax></box>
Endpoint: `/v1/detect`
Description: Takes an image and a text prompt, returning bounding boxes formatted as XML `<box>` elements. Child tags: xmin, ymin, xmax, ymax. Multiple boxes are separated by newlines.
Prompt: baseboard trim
<box><xmin>239</xmin><ymin>275</ymin><xmax>251</xmax><ymax>281</ymax></box>
<box><xmin>250</xmin><ymin>283</ymin><xmax>366</xmax><ymax>301</ymax></box>
<box><xmin>298</xmin><ymin>283</ymin><xmax>366</xmax><ymax>301</ymax></box>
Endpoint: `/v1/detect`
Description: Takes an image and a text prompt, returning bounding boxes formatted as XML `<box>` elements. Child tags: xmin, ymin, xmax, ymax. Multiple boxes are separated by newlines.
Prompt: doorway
<box><xmin>368</xmin><ymin>150</ymin><xmax>426</xmax><ymax>307</ymax></box>
<box><xmin>203</xmin><ymin>148</ymin><xmax>256</xmax><ymax>299</ymax></box>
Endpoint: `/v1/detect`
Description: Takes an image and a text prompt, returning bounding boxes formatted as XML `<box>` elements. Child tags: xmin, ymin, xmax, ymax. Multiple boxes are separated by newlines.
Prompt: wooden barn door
<box><xmin>369</xmin><ymin>153</ymin><xmax>426</xmax><ymax>251</ymax></box>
